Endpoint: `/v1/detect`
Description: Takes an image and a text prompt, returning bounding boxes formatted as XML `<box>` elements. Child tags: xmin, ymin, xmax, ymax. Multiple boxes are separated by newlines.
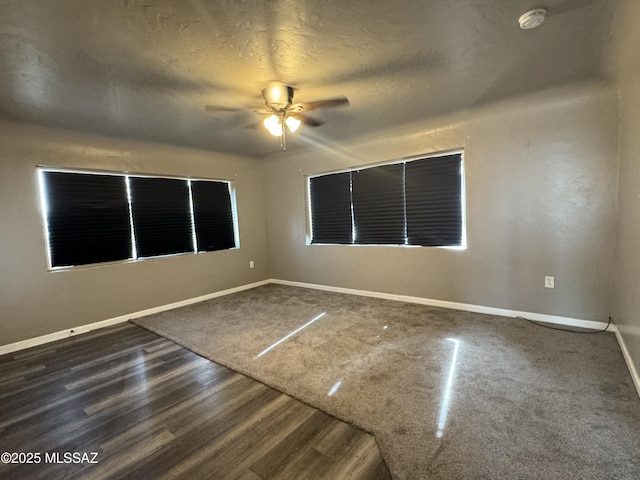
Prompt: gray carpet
<box><xmin>133</xmin><ymin>284</ymin><xmax>640</xmax><ymax>480</ymax></box>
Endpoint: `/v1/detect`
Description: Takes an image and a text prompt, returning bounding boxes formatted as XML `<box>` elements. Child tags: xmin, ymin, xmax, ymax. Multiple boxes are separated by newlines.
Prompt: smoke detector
<box><xmin>519</xmin><ymin>9</ymin><xmax>546</xmax><ymax>30</ymax></box>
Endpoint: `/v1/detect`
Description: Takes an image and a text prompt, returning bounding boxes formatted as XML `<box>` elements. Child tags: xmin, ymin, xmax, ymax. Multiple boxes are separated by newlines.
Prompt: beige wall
<box><xmin>612</xmin><ymin>1</ymin><xmax>640</xmax><ymax>378</ymax></box>
<box><xmin>0</xmin><ymin>121</ymin><xmax>269</xmax><ymax>345</ymax></box>
<box><xmin>264</xmin><ymin>83</ymin><xmax>619</xmax><ymax>322</ymax></box>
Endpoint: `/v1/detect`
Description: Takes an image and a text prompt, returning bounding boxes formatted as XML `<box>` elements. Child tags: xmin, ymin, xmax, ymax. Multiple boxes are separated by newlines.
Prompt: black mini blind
<box><xmin>191</xmin><ymin>180</ymin><xmax>236</xmax><ymax>251</ymax></box>
<box><xmin>309</xmin><ymin>172</ymin><xmax>352</xmax><ymax>244</ymax></box>
<box><xmin>129</xmin><ymin>177</ymin><xmax>193</xmax><ymax>258</ymax></box>
<box><xmin>308</xmin><ymin>152</ymin><xmax>464</xmax><ymax>248</ymax></box>
<box><xmin>405</xmin><ymin>154</ymin><xmax>462</xmax><ymax>246</ymax></box>
<box><xmin>351</xmin><ymin>163</ymin><xmax>406</xmax><ymax>245</ymax></box>
<box><xmin>43</xmin><ymin>171</ymin><xmax>131</xmax><ymax>267</ymax></box>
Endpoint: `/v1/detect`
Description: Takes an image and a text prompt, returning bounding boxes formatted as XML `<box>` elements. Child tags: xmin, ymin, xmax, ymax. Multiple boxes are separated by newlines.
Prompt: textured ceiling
<box><xmin>0</xmin><ymin>0</ymin><xmax>619</xmax><ymax>157</ymax></box>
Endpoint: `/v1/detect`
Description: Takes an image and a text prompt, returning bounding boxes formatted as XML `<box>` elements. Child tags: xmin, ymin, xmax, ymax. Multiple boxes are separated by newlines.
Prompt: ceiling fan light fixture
<box><xmin>285</xmin><ymin>115</ymin><xmax>301</xmax><ymax>133</ymax></box>
<box><xmin>264</xmin><ymin>114</ymin><xmax>301</xmax><ymax>137</ymax></box>
<box><xmin>263</xmin><ymin>114</ymin><xmax>283</xmax><ymax>136</ymax></box>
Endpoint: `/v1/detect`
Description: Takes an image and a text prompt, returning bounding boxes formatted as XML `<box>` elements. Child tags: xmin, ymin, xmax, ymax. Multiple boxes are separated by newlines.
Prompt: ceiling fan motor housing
<box><xmin>262</xmin><ymin>82</ymin><xmax>295</xmax><ymax>110</ymax></box>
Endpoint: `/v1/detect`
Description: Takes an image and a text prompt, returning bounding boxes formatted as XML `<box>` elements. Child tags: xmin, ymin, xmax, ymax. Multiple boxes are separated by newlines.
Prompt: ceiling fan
<box><xmin>205</xmin><ymin>81</ymin><xmax>349</xmax><ymax>150</ymax></box>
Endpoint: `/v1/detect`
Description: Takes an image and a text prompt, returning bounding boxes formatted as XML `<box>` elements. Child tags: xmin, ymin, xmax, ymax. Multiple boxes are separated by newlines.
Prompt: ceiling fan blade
<box><xmin>251</xmin><ymin>107</ymin><xmax>273</xmax><ymax>114</ymax></box>
<box><xmin>299</xmin><ymin>96</ymin><xmax>350</xmax><ymax>112</ymax></box>
<box><xmin>204</xmin><ymin>105</ymin><xmax>245</xmax><ymax>112</ymax></box>
<box><xmin>291</xmin><ymin>113</ymin><xmax>325</xmax><ymax>127</ymax></box>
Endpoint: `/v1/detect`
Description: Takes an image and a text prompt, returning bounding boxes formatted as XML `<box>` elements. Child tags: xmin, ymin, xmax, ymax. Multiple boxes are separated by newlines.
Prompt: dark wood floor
<box><xmin>0</xmin><ymin>323</ymin><xmax>391</xmax><ymax>480</ymax></box>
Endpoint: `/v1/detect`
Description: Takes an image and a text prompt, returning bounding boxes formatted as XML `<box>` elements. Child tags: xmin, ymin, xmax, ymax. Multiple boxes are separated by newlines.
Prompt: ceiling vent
<box><xmin>518</xmin><ymin>9</ymin><xmax>546</xmax><ymax>30</ymax></box>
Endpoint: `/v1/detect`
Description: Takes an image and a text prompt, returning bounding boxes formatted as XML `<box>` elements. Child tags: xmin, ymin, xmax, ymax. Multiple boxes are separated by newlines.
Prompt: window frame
<box><xmin>306</xmin><ymin>149</ymin><xmax>467</xmax><ymax>249</ymax></box>
<box><xmin>37</xmin><ymin>166</ymin><xmax>240</xmax><ymax>271</ymax></box>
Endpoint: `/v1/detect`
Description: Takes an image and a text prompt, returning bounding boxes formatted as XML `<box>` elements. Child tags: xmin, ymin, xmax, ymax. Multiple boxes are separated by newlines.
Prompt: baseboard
<box><xmin>270</xmin><ymin>279</ymin><xmax>615</xmax><ymax>332</ymax></box>
<box><xmin>614</xmin><ymin>329</ymin><xmax>640</xmax><ymax>399</ymax></box>
<box><xmin>1</xmin><ymin>277</ymin><xmax>617</xmax><ymax>357</ymax></box>
<box><xmin>0</xmin><ymin>279</ymin><xmax>271</xmax><ymax>356</ymax></box>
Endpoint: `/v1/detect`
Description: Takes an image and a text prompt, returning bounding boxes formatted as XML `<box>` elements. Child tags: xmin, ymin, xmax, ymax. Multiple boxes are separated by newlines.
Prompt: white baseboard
<box><xmin>615</xmin><ymin>329</ymin><xmax>640</xmax><ymax>400</ymax></box>
<box><xmin>0</xmin><ymin>277</ymin><xmax>619</xmax><ymax>359</ymax></box>
<box><xmin>270</xmin><ymin>279</ymin><xmax>616</xmax><ymax>332</ymax></box>
<box><xmin>0</xmin><ymin>279</ymin><xmax>271</xmax><ymax>356</ymax></box>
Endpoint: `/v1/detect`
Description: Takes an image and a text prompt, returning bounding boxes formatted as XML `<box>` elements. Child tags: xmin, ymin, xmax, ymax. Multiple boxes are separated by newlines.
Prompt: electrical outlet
<box><xmin>249</xmin><ymin>260</ymin><xmax>255</xmax><ymax>269</ymax></box>
<box><xmin>545</xmin><ymin>276</ymin><xmax>554</xmax><ymax>288</ymax></box>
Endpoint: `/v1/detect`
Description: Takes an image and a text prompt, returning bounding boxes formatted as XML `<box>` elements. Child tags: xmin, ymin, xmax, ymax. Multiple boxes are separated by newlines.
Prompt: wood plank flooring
<box><xmin>0</xmin><ymin>323</ymin><xmax>391</xmax><ymax>480</ymax></box>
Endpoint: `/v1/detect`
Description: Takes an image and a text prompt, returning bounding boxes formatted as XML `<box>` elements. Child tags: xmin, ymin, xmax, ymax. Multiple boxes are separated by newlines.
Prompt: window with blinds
<box><xmin>191</xmin><ymin>180</ymin><xmax>237</xmax><ymax>252</ymax></box>
<box><xmin>129</xmin><ymin>177</ymin><xmax>194</xmax><ymax>258</ymax></box>
<box><xmin>308</xmin><ymin>172</ymin><xmax>352</xmax><ymax>244</ymax></box>
<box><xmin>308</xmin><ymin>152</ymin><xmax>464</xmax><ymax>248</ymax></box>
<box><xmin>41</xmin><ymin>172</ymin><xmax>132</xmax><ymax>267</ymax></box>
<box><xmin>39</xmin><ymin>169</ymin><xmax>237</xmax><ymax>269</ymax></box>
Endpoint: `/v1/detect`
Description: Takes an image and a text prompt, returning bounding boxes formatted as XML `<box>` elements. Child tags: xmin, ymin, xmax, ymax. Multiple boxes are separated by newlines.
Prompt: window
<box><xmin>129</xmin><ymin>177</ymin><xmax>194</xmax><ymax>258</ymax></box>
<box><xmin>308</xmin><ymin>152</ymin><xmax>465</xmax><ymax>247</ymax></box>
<box><xmin>39</xmin><ymin>169</ymin><xmax>237</xmax><ymax>269</ymax></box>
<box><xmin>351</xmin><ymin>163</ymin><xmax>405</xmax><ymax>245</ymax></box>
<box><xmin>191</xmin><ymin>180</ymin><xmax>236</xmax><ymax>252</ymax></box>
<box><xmin>41</xmin><ymin>172</ymin><xmax>132</xmax><ymax>267</ymax></box>
<box><xmin>307</xmin><ymin>172</ymin><xmax>352</xmax><ymax>244</ymax></box>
